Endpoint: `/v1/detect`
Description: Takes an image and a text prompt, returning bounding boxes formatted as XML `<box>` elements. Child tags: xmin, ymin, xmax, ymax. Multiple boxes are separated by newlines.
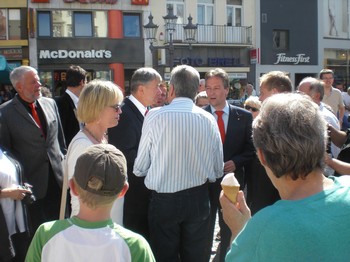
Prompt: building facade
<box><xmin>5</xmin><ymin>0</ymin><xmax>350</xmax><ymax>97</ymax></box>
<box><xmin>0</xmin><ymin>0</ymin><xmax>29</xmax><ymax>86</ymax></box>
<box><xmin>146</xmin><ymin>0</ymin><xmax>255</xmax><ymax>99</ymax></box>
<box><xmin>28</xmin><ymin>0</ymin><xmax>149</xmax><ymax>95</ymax></box>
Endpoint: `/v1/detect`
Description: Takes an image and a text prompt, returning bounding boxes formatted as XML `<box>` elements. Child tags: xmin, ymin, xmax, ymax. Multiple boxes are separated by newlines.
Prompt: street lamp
<box><xmin>143</xmin><ymin>6</ymin><xmax>198</xmax><ymax>72</ymax></box>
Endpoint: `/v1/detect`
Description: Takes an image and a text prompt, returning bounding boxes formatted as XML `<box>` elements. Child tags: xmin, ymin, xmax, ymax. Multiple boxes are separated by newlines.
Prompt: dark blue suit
<box><xmin>55</xmin><ymin>92</ymin><xmax>80</xmax><ymax>146</ymax></box>
<box><xmin>204</xmin><ymin>103</ymin><xmax>255</xmax><ymax>261</ymax></box>
<box><xmin>108</xmin><ymin>97</ymin><xmax>151</xmax><ymax>240</ymax></box>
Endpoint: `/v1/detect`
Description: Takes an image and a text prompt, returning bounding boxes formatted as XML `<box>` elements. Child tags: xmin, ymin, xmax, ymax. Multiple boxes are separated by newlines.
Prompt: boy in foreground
<box><xmin>26</xmin><ymin>144</ymin><xmax>155</xmax><ymax>262</ymax></box>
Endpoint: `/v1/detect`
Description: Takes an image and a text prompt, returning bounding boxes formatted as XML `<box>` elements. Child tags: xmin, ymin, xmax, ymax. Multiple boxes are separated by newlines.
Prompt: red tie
<box><xmin>216</xmin><ymin>111</ymin><xmax>225</xmax><ymax>143</ymax></box>
<box><xmin>145</xmin><ymin>108</ymin><xmax>149</xmax><ymax>116</ymax></box>
<box><xmin>29</xmin><ymin>103</ymin><xmax>45</xmax><ymax>137</ymax></box>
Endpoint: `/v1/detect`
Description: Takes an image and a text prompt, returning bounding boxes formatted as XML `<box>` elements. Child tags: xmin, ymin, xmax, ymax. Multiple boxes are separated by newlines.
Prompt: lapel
<box><xmin>63</xmin><ymin>92</ymin><xmax>78</xmax><ymax>121</ymax></box>
<box><xmin>36</xmin><ymin>98</ymin><xmax>49</xmax><ymax>127</ymax></box>
<box><xmin>124</xmin><ymin>97</ymin><xmax>145</xmax><ymax>123</ymax></box>
<box><xmin>12</xmin><ymin>96</ymin><xmax>39</xmax><ymax>127</ymax></box>
<box><xmin>226</xmin><ymin>105</ymin><xmax>242</xmax><ymax>135</ymax></box>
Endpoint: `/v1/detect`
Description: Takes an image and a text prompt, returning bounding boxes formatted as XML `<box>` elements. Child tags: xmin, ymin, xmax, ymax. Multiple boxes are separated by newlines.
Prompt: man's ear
<box><xmin>257</xmin><ymin>148</ymin><xmax>267</xmax><ymax>166</ymax></box>
<box><xmin>69</xmin><ymin>179</ymin><xmax>78</xmax><ymax>196</ymax></box>
<box><xmin>117</xmin><ymin>182</ymin><xmax>129</xmax><ymax>199</ymax></box>
<box><xmin>167</xmin><ymin>84</ymin><xmax>176</xmax><ymax>103</ymax></box>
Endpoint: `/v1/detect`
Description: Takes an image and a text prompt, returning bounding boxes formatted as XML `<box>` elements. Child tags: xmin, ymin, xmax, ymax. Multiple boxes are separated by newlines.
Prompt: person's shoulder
<box><xmin>228</xmin><ymin>104</ymin><xmax>253</xmax><ymax>119</ymax></box>
<box><xmin>0</xmin><ymin>97</ymin><xmax>15</xmax><ymax>110</ymax></box>
<box><xmin>54</xmin><ymin>93</ymin><xmax>70</xmax><ymax>104</ymax></box>
<box><xmin>34</xmin><ymin>219</ymin><xmax>72</xmax><ymax>242</ymax></box>
<box><xmin>113</xmin><ymin>224</ymin><xmax>148</xmax><ymax>242</ymax></box>
<box><xmin>113</xmin><ymin>224</ymin><xmax>155</xmax><ymax>261</ymax></box>
<box><xmin>332</xmin><ymin>87</ymin><xmax>343</xmax><ymax>95</ymax></box>
<box><xmin>38</xmin><ymin>96</ymin><xmax>56</xmax><ymax>108</ymax></box>
<box><xmin>333</xmin><ymin>175</ymin><xmax>350</xmax><ymax>187</ymax></box>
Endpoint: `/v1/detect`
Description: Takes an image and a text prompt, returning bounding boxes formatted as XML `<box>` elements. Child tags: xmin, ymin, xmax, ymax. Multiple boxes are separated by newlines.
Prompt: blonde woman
<box><xmin>243</xmin><ymin>96</ymin><xmax>261</xmax><ymax>119</ymax></box>
<box><xmin>66</xmin><ymin>79</ymin><xmax>124</xmax><ymax>224</ymax></box>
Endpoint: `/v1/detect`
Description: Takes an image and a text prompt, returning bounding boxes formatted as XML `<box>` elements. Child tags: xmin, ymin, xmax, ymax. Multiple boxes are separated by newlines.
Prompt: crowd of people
<box><xmin>0</xmin><ymin>64</ymin><xmax>350</xmax><ymax>262</ymax></box>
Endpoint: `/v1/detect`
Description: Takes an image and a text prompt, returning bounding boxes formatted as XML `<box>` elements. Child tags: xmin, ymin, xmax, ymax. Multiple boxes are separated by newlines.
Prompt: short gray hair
<box><xmin>170</xmin><ymin>65</ymin><xmax>199</xmax><ymax>99</ymax></box>
<box><xmin>10</xmin><ymin>66</ymin><xmax>38</xmax><ymax>90</ymax></box>
<box><xmin>130</xmin><ymin>67</ymin><xmax>162</xmax><ymax>94</ymax></box>
<box><xmin>253</xmin><ymin>93</ymin><xmax>327</xmax><ymax>180</ymax></box>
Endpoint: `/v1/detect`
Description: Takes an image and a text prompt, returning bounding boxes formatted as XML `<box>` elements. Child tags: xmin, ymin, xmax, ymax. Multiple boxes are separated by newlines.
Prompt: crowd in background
<box><xmin>1</xmin><ymin>64</ymin><xmax>350</xmax><ymax>262</ymax></box>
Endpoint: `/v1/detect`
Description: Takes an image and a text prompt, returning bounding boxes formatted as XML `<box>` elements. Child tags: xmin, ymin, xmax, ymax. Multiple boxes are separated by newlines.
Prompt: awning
<box><xmin>0</xmin><ymin>55</ymin><xmax>15</xmax><ymax>85</ymax></box>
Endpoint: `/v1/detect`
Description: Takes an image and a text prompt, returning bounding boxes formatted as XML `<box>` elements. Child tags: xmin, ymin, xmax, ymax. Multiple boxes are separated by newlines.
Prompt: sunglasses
<box><xmin>109</xmin><ymin>104</ymin><xmax>121</xmax><ymax>112</ymax></box>
<box><xmin>244</xmin><ymin>105</ymin><xmax>259</xmax><ymax>112</ymax></box>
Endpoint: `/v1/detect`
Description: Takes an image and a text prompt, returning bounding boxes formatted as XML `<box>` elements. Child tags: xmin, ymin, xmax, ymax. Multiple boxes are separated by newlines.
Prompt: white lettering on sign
<box><xmin>274</xmin><ymin>53</ymin><xmax>310</xmax><ymax>65</ymax></box>
<box><xmin>39</xmin><ymin>49</ymin><xmax>112</xmax><ymax>59</ymax></box>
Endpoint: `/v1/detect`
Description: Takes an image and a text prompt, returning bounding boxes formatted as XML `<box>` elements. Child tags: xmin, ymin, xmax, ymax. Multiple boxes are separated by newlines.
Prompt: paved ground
<box><xmin>210</xmin><ymin>214</ymin><xmax>220</xmax><ymax>262</ymax></box>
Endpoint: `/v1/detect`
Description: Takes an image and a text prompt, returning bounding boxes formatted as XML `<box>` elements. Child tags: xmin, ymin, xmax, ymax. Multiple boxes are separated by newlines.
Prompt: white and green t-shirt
<box><xmin>25</xmin><ymin>217</ymin><xmax>155</xmax><ymax>262</ymax></box>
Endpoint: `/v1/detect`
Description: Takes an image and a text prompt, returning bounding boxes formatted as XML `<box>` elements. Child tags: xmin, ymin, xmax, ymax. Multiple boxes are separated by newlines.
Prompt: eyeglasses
<box><xmin>244</xmin><ymin>105</ymin><xmax>259</xmax><ymax>112</ymax></box>
<box><xmin>109</xmin><ymin>104</ymin><xmax>121</xmax><ymax>112</ymax></box>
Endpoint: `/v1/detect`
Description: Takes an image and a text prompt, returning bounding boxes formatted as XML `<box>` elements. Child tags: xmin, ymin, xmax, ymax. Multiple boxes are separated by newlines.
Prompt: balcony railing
<box><xmin>165</xmin><ymin>24</ymin><xmax>252</xmax><ymax>45</ymax></box>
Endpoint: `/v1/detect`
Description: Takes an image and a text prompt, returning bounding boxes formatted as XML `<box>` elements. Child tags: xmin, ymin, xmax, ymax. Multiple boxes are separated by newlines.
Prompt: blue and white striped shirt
<box><xmin>133</xmin><ymin>97</ymin><xmax>224</xmax><ymax>193</ymax></box>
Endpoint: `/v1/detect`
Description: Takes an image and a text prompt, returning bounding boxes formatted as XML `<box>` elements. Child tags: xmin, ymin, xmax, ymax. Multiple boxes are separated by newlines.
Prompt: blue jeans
<box><xmin>148</xmin><ymin>183</ymin><xmax>210</xmax><ymax>262</ymax></box>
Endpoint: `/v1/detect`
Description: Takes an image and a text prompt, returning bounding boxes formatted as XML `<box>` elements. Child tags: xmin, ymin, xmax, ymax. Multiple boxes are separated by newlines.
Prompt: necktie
<box><xmin>145</xmin><ymin>107</ymin><xmax>149</xmax><ymax>116</ymax></box>
<box><xmin>29</xmin><ymin>103</ymin><xmax>42</xmax><ymax>128</ymax></box>
<box><xmin>216</xmin><ymin>111</ymin><xmax>225</xmax><ymax>143</ymax></box>
<box><xmin>29</xmin><ymin>103</ymin><xmax>45</xmax><ymax>138</ymax></box>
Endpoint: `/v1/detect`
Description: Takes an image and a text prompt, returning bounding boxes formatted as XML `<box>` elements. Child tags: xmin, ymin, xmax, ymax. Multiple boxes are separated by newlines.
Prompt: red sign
<box><xmin>63</xmin><ymin>0</ymin><xmax>117</xmax><ymax>3</ymax></box>
<box><xmin>31</xmin><ymin>0</ymin><xmax>50</xmax><ymax>3</ymax></box>
<box><xmin>250</xmin><ymin>48</ymin><xmax>259</xmax><ymax>64</ymax></box>
<box><xmin>131</xmin><ymin>0</ymin><xmax>148</xmax><ymax>5</ymax></box>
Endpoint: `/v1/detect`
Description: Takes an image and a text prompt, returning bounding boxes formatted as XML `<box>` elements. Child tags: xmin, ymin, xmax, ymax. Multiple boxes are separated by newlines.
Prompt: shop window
<box><xmin>38</xmin><ymin>12</ymin><xmax>51</xmax><ymax>37</ymax></box>
<box><xmin>227</xmin><ymin>0</ymin><xmax>242</xmax><ymax>27</ymax></box>
<box><xmin>94</xmin><ymin>11</ymin><xmax>107</xmax><ymax>37</ymax></box>
<box><xmin>123</xmin><ymin>13</ymin><xmax>141</xmax><ymax>38</ymax></box>
<box><xmin>8</xmin><ymin>10</ymin><xmax>21</xmax><ymax>39</ymax></box>
<box><xmin>167</xmin><ymin>0</ymin><xmax>185</xmax><ymax>24</ymax></box>
<box><xmin>95</xmin><ymin>71</ymin><xmax>111</xmax><ymax>81</ymax></box>
<box><xmin>38</xmin><ymin>10</ymin><xmax>107</xmax><ymax>38</ymax></box>
<box><xmin>52</xmin><ymin>11</ymin><xmax>72</xmax><ymax>37</ymax></box>
<box><xmin>273</xmin><ymin>29</ymin><xmax>289</xmax><ymax>50</ymax></box>
<box><xmin>197</xmin><ymin>0</ymin><xmax>213</xmax><ymax>25</ymax></box>
<box><xmin>74</xmin><ymin>12</ymin><xmax>92</xmax><ymax>37</ymax></box>
<box><xmin>0</xmin><ymin>9</ymin><xmax>7</xmax><ymax>40</ymax></box>
<box><xmin>0</xmin><ymin>9</ymin><xmax>21</xmax><ymax>40</ymax></box>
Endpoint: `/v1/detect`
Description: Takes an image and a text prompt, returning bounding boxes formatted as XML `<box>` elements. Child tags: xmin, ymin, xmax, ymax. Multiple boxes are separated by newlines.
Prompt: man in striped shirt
<box><xmin>134</xmin><ymin>65</ymin><xmax>224</xmax><ymax>262</ymax></box>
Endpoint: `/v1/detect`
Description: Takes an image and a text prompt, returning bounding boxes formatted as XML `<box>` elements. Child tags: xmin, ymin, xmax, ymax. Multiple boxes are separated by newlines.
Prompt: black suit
<box><xmin>55</xmin><ymin>92</ymin><xmax>80</xmax><ymax>146</ymax></box>
<box><xmin>204</xmin><ymin>104</ymin><xmax>255</xmax><ymax>261</ymax></box>
<box><xmin>108</xmin><ymin>97</ymin><xmax>151</xmax><ymax>240</ymax></box>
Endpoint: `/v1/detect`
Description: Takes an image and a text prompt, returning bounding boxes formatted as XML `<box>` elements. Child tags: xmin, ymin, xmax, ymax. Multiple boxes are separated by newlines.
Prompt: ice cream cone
<box><xmin>221</xmin><ymin>173</ymin><xmax>240</xmax><ymax>204</ymax></box>
<box><xmin>221</xmin><ymin>185</ymin><xmax>240</xmax><ymax>204</ymax></box>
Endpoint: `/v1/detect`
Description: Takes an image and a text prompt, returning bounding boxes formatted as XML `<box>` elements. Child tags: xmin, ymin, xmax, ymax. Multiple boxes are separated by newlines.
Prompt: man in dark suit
<box><xmin>108</xmin><ymin>67</ymin><xmax>162</xmax><ymax>240</ymax></box>
<box><xmin>0</xmin><ymin>66</ymin><xmax>66</xmax><ymax>237</ymax></box>
<box><xmin>204</xmin><ymin>68</ymin><xmax>255</xmax><ymax>262</ymax></box>
<box><xmin>55</xmin><ymin>65</ymin><xmax>86</xmax><ymax>146</ymax></box>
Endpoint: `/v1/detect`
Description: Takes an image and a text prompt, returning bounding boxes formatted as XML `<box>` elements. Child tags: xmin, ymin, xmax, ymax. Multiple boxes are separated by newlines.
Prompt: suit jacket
<box><xmin>108</xmin><ymin>97</ymin><xmax>149</xmax><ymax>214</ymax></box>
<box><xmin>0</xmin><ymin>95</ymin><xmax>67</xmax><ymax>199</ymax></box>
<box><xmin>55</xmin><ymin>92</ymin><xmax>79</xmax><ymax>146</ymax></box>
<box><xmin>204</xmin><ymin>104</ymin><xmax>255</xmax><ymax>172</ymax></box>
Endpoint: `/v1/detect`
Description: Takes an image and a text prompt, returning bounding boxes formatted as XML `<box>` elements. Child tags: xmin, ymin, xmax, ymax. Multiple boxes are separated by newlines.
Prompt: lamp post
<box><xmin>143</xmin><ymin>6</ymin><xmax>198</xmax><ymax>73</ymax></box>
